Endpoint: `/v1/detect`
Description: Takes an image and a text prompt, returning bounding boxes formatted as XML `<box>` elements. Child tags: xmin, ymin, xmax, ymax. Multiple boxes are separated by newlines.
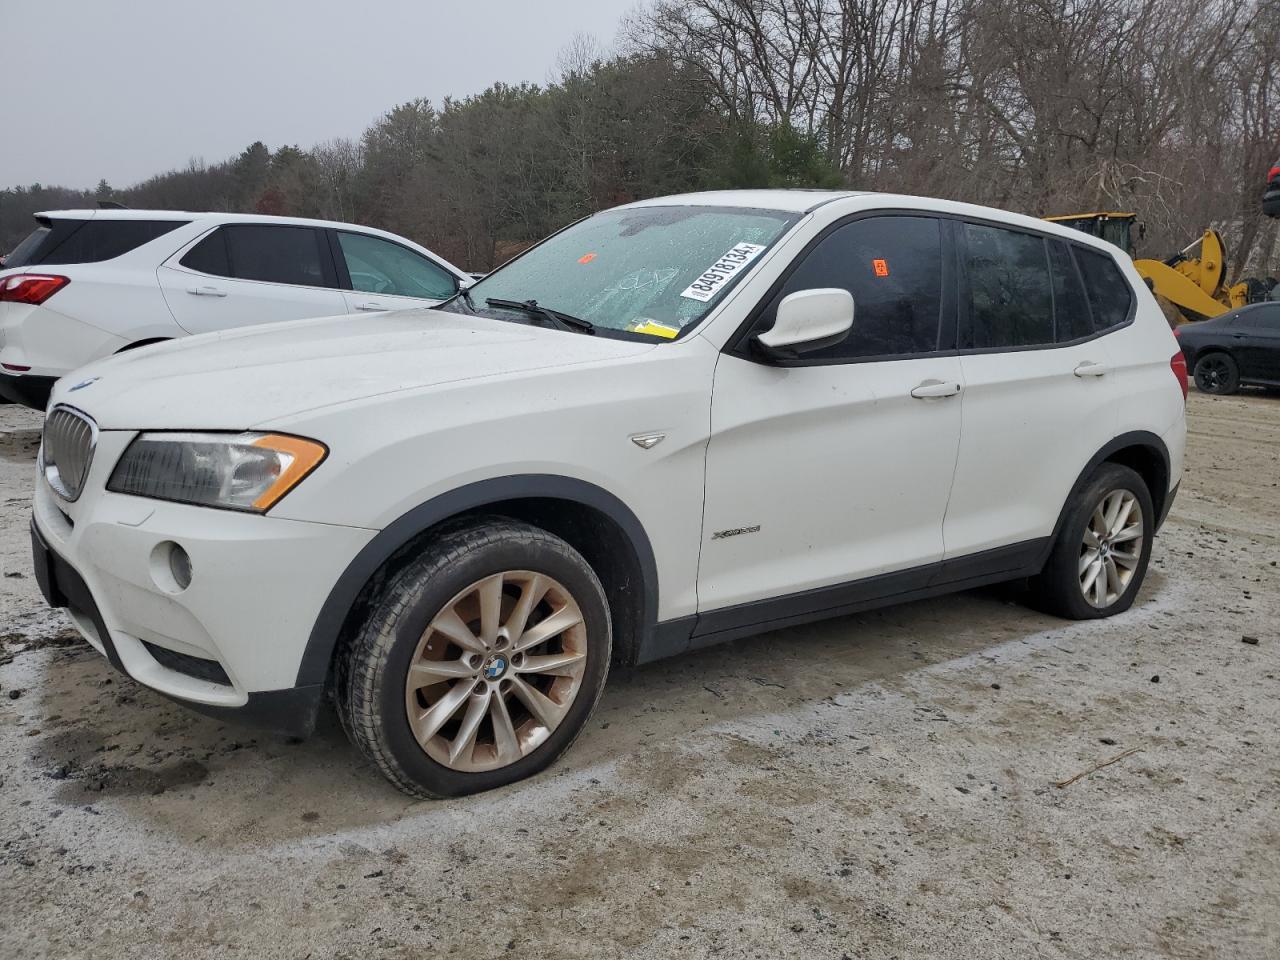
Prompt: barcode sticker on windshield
<box><xmin>680</xmin><ymin>243</ymin><xmax>767</xmax><ymax>302</ymax></box>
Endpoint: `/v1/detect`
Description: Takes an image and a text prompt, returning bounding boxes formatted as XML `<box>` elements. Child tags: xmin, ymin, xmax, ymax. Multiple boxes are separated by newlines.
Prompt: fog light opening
<box><xmin>150</xmin><ymin>541</ymin><xmax>193</xmax><ymax>594</ymax></box>
<box><xmin>169</xmin><ymin>543</ymin><xmax>193</xmax><ymax>590</ymax></box>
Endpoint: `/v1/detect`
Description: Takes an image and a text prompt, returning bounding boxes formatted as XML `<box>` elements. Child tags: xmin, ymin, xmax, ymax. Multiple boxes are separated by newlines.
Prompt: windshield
<box><xmin>443</xmin><ymin>205</ymin><xmax>799</xmax><ymax>339</ymax></box>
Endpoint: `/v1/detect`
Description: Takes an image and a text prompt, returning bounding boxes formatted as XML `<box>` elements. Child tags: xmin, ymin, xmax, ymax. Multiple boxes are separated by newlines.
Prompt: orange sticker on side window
<box><xmin>578</xmin><ymin>253</ymin><xmax>597</xmax><ymax>264</ymax></box>
<box><xmin>872</xmin><ymin>258</ymin><xmax>889</xmax><ymax>277</ymax></box>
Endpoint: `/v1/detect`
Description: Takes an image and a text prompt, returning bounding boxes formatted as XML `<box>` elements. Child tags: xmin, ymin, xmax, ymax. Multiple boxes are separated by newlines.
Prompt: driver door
<box><xmin>697</xmin><ymin>215</ymin><xmax>964</xmax><ymax>627</ymax></box>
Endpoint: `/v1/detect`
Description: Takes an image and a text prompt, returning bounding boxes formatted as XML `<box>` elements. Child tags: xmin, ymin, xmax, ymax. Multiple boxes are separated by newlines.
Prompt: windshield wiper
<box><xmin>485</xmin><ymin>298</ymin><xmax>595</xmax><ymax>335</ymax></box>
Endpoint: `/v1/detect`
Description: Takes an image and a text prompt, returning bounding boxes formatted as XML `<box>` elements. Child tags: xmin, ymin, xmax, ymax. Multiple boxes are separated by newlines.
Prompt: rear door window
<box><xmin>1074</xmin><ymin>247</ymin><xmax>1133</xmax><ymax>333</ymax></box>
<box><xmin>180</xmin><ymin>229</ymin><xmax>230</xmax><ymax>276</ymax></box>
<box><xmin>336</xmin><ymin>231</ymin><xmax>457</xmax><ymax>299</ymax></box>
<box><xmin>1236</xmin><ymin>304</ymin><xmax>1280</xmax><ymax>330</ymax></box>
<box><xmin>1049</xmin><ymin>240</ymin><xmax>1095</xmax><ymax>342</ymax></box>
<box><xmin>221</xmin><ymin>224</ymin><xmax>334</xmax><ymax>288</ymax></box>
<box><xmin>962</xmin><ymin>223</ymin><xmax>1054</xmax><ymax>349</ymax></box>
<box><xmin>6</xmin><ymin>218</ymin><xmax>185</xmax><ymax>267</ymax></box>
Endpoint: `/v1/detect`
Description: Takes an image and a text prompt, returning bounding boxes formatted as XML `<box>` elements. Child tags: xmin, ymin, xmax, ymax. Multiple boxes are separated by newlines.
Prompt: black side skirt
<box><xmin>636</xmin><ymin>538</ymin><xmax>1049</xmax><ymax>664</ymax></box>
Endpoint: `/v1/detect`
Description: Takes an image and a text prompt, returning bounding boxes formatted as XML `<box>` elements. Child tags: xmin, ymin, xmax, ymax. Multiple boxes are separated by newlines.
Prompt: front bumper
<box><xmin>0</xmin><ymin>371</ymin><xmax>56</xmax><ymax>409</ymax></box>
<box><xmin>31</xmin><ymin>520</ymin><xmax>325</xmax><ymax>736</ymax></box>
<box><xmin>30</xmin><ymin>434</ymin><xmax>376</xmax><ymax>736</ymax></box>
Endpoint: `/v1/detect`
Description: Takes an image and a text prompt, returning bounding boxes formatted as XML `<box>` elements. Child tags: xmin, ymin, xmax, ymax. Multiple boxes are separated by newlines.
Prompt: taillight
<box><xmin>0</xmin><ymin>274</ymin><xmax>70</xmax><ymax>305</ymax></box>
<box><xmin>1170</xmin><ymin>351</ymin><xmax>1188</xmax><ymax>401</ymax></box>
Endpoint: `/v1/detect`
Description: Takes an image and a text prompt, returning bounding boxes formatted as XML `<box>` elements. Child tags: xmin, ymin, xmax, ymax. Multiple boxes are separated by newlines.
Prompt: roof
<box><xmin>618</xmin><ymin>189</ymin><xmax>869</xmax><ymax>214</ymax></box>
<box><xmin>36</xmin><ymin>209</ymin><xmax>198</xmax><ymax>221</ymax></box>
<box><xmin>28</xmin><ymin>209</ymin><xmax>469</xmax><ymax>276</ymax></box>
<box><xmin>615</xmin><ymin>190</ymin><xmax>1130</xmax><ymax>254</ymax></box>
<box><xmin>32</xmin><ymin>209</ymin><xmax>389</xmax><ymax>231</ymax></box>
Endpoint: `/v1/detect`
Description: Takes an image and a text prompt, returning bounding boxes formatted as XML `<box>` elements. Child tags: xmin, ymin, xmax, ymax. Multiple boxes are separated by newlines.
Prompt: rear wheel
<box><xmin>336</xmin><ymin>518</ymin><xmax>611</xmax><ymax>798</ymax></box>
<box><xmin>1193</xmin><ymin>352</ymin><xmax>1239</xmax><ymax>394</ymax></box>
<box><xmin>1030</xmin><ymin>463</ymin><xmax>1153</xmax><ymax>619</ymax></box>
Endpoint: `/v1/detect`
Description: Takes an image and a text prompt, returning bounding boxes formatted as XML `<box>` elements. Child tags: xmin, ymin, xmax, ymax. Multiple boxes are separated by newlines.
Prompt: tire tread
<box><xmin>335</xmin><ymin>518</ymin><xmax>609</xmax><ymax>799</ymax></box>
<box><xmin>1029</xmin><ymin>463</ymin><xmax>1154</xmax><ymax>620</ymax></box>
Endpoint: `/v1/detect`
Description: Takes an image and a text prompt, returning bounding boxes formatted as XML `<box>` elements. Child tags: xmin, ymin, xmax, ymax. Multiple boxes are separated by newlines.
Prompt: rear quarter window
<box><xmin>19</xmin><ymin>219</ymin><xmax>188</xmax><ymax>265</ymax></box>
<box><xmin>1074</xmin><ymin>247</ymin><xmax>1134</xmax><ymax>333</ymax></box>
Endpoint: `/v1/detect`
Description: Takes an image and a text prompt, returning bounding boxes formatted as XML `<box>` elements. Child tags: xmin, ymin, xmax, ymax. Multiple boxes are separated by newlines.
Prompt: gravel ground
<box><xmin>1</xmin><ymin>392</ymin><xmax>1277</xmax><ymax>959</ymax></box>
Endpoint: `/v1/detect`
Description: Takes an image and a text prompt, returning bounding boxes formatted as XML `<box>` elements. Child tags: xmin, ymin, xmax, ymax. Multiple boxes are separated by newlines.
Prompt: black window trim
<box><xmin>327</xmin><ymin>228</ymin><xmax>461</xmax><ymax>298</ymax></box>
<box><xmin>173</xmin><ymin>222</ymin><xmax>342</xmax><ymax>290</ymax></box>
<box><xmin>726</xmin><ymin>207</ymin><xmax>1138</xmax><ymax>366</ymax></box>
<box><xmin>725</xmin><ymin>208</ymin><xmax>961</xmax><ymax>366</ymax></box>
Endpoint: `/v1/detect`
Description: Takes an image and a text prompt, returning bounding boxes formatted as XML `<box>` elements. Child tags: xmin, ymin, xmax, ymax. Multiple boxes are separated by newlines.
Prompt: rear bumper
<box><xmin>0</xmin><ymin>372</ymin><xmax>56</xmax><ymax>409</ymax></box>
<box><xmin>31</xmin><ymin>518</ymin><xmax>324</xmax><ymax>737</ymax></box>
<box><xmin>1158</xmin><ymin>481</ymin><xmax>1179</xmax><ymax>530</ymax></box>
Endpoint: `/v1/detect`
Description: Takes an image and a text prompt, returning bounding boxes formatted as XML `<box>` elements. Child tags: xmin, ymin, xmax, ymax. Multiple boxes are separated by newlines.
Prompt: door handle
<box><xmin>187</xmin><ymin>285</ymin><xmax>227</xmax><ymax>297</ymax></box>
<box><xmin>355</xmin><ymin>302</ymin><xmax>386</xmax><ymax>312</ymax></box>
<box><xmin>1073</xmin><ymin>361</ymin><xmax>1110</xmax><ymax>378</ymax></box>
<box><xmin>910</xmin><ymin>379</ymin><xmax>962</xmax><ymax>399</ymax></box>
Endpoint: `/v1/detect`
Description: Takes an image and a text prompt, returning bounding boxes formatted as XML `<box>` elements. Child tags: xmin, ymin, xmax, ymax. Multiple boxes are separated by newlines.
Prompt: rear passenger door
<box><xmin>158</xmin><ymin>224</ymin><xmax>347</xmax><ymax>335</ymax></box>
<box><xmin>331</xmin><ymin>231</ymin><xmax>460</xmax><ymax>313</ymax></box>
<box><xmin>942</xmin><ymin>225</ymin><xmax>1124</xmax><ymax>564</ymax></box>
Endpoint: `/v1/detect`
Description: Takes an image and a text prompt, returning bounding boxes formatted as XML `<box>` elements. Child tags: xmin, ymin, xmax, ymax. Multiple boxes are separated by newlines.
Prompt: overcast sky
<box><xmin>2</xmin><ymin>0</ymin><xmax>640</xmax><ymax>190</ymax></box>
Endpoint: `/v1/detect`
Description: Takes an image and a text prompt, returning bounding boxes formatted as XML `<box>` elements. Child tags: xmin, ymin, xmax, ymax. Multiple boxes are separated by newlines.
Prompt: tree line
<box><xmin>2</xmin><ymin>0</ymin><xmax>1276</xmax><ymax>279</ymax></box>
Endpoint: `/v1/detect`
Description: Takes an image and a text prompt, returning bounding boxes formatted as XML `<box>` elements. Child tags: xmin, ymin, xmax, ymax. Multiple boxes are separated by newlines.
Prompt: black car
<box><xmin>1175</xmin><ymin>302</ymin><xmax>1280</xmax><ymax>395</ymax></box>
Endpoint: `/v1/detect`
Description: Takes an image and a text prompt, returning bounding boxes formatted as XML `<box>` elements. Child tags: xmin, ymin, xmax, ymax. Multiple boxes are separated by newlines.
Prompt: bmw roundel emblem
<box><xmin>68</xmin><ymin>377</ymin><xmax>99</xmax><ymax>392</ymax></box>
<box><xmin>483</xmin><ymin>656</ymin><xmax>508</xmax><ymax>680</ymax></box>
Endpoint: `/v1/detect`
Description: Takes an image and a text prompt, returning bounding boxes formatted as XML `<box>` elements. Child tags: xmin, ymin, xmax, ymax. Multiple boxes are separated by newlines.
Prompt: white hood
<box><xmin>50</xmin><ymin>308</ymin><xmax>655</xmax><ymax>430</ymax></box>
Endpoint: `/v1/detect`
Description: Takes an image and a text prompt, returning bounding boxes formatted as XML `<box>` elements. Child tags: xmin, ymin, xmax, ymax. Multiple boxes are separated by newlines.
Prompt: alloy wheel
<box><xmin>1197</xmin><ymin>356</ymin><xmax>1229</xmax><ymax>392</ymax></box>
<box><xmin>1078</xmin><ymin>489</ymin><xmax>1144</xmax><ymax>608</ymax></box>
<box><xmin>403</xmin><ymin>570</ymin><xmax>588</xmax><ymax>772</ymax></box>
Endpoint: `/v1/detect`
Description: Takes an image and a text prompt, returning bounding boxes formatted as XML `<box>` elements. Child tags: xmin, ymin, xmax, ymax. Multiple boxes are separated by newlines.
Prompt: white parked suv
<box><xmin>0</xmin><ymin>209</ymin><xmax>469</xmax><ymax>408</ymax></box>
<box><xmin>30</xmin><ymin>190</ymin><xmax>1187</xmax><ymax>797</ymax></box>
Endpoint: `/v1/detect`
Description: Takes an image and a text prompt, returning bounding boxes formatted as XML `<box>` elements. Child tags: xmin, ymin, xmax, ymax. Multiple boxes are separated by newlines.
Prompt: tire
<box><xmin>1193</xmin><ymin>352</ymin><xmax>1240</xmax><ymax>395</ymax></box>
<box><xmin>1029</xmin><ymin>463</ymin><xmax>1154</xmax><ymax>620</ymax></box>
<box><xmin>336</xmin><ymin>517</ymin><xmax>611</xmax><ymax>798</ymax></box>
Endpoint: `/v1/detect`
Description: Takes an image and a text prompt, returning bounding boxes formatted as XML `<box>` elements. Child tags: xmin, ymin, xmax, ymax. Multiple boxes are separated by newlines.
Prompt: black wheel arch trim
<box><xmin>295</xmin><ymin>474</ymin><xmax>659</xmax><ymax>687</ymax></box>
<box><xmin>1049</xmin><ymin>430</ymin><xmax>1173</xmax><ymax>547</ymax></box>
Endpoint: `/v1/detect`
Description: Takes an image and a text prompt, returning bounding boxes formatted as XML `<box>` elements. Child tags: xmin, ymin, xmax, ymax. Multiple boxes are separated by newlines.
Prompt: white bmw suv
<box><xmin>0</xmin><ymin>209</ymin><xmax>469</xmax><ymax>408</ymax></box>
<box><xmin>30</xmin><ymin>190</ymin><xmax>1187</xmax><ymax>797</ymax></box>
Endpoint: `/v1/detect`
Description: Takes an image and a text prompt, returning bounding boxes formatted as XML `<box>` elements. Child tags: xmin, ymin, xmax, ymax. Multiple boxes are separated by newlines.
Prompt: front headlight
<box><xmin>108</xmin><ymin>432</ymin><xmax>327</xmax><ymax>513</ymax></box>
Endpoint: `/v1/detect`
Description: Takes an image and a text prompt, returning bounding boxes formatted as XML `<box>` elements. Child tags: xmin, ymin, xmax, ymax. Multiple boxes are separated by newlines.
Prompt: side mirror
<box><xmin>752</xmin><ymin>288</ymin><xmax>854</xmax><ymax>360</ymax></box>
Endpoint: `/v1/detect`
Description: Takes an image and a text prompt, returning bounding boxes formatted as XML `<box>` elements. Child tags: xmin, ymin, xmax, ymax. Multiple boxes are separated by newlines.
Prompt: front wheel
<box><xmin>1030</xmin><ymin>463</ymin><xmax>1154</xmax><ymax>619</ymax></box>
<box><xmin>336</xmin><ymin>518</ymin><xmax>611</xmax><ymax>798</ymax></box>
<box><xmin>1194</xmin><ymin>352</ymin><xmax>1239</xmax><ymax>394</ymax></box>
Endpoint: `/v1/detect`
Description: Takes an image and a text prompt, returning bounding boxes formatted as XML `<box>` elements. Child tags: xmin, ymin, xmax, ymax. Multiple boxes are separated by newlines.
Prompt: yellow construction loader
<box><xmin>1044</xmin><ymin>212</ymin><xmax>1258</xmax><ymax>323</ymax></box>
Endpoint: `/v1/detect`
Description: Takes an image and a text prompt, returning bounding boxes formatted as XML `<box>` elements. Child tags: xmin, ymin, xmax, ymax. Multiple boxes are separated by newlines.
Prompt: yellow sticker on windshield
<box><xmin>629</xmin><ymin>319</ymin><xmax>680</xmax><ymax>339</ymax></box>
